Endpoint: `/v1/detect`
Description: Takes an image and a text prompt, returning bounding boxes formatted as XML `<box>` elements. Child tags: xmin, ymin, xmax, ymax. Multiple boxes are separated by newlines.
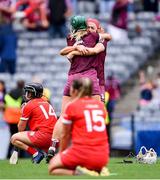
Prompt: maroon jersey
<box><xmin>67</xmin><ymin>32</ymin><xmax>99</xmax><ymax>75</ymax></box>
<box><xmin>94</xmin><ymin>39</ymin><xmax>108</xmax><ymax>86</ymax></box>
<box><xmin>20</xmin><ymin>98</ymin><xmax>57</xmax><ymax>133</ymax></box>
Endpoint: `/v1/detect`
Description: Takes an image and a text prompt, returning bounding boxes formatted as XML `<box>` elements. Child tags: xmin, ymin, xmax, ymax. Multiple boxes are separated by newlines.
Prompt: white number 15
<box><xmin>84</xmin><ymin>110</ymin><xmax>105</xmax><ymax>132</ymax></box>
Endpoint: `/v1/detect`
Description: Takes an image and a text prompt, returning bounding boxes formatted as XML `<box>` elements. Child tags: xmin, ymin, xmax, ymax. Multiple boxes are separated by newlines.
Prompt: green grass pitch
<box><xmin>0</xmin><ymin>158</ymin><xmax>160</xmax><ymax>179</ymax></box>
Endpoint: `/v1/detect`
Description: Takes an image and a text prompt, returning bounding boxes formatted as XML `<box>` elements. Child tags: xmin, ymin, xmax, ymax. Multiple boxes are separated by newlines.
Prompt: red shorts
<box><xmin>27</xmin><ymin>131</ymin><xmax>52</xmax><ymax>152</ymax></box>
<box><xmin>63</xmin><ymin>69</ymin><xmax>100</xmax><ymax>96</ymax></box>
<box><xmin>60</xmin><ymin>145</ymin><xmax>109</xmax><ymax>172</ymax></box>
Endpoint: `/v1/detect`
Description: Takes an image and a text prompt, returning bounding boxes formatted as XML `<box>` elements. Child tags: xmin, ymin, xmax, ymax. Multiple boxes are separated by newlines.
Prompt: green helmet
<box><xmin>71</xmin><ymin>15</ymin><xmax>87</xmax><ymax>31</ymax></box>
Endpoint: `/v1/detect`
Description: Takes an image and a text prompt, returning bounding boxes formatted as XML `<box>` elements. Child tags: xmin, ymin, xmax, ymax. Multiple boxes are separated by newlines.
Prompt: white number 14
<box><xmin>39</xmin><ymin>104</ymin><xmax>56</xmax><ymax>119</ymax></box>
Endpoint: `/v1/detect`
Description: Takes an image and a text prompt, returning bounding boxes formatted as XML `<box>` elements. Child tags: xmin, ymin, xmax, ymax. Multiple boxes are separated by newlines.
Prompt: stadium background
<box><xmin>0</xmin><ymin>0</ymin><xmax>160</xmax><ymax>162</ymax></box>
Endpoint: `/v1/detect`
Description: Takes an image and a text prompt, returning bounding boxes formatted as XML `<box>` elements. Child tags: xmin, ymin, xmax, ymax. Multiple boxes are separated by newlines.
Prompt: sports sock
<box><xmin>27</xmin><ymin>147</ymin><xmax>37</xmax><ymax>155</ymax></box>
<box><xmin>51</xmin><ymin>139</ymin><xmax>60</xmax><ymax>149</ymax></box>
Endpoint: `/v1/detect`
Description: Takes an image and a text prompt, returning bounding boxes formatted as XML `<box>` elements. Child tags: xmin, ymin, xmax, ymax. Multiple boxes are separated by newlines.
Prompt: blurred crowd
<box><xmin>0</xmin><ymin>0</ymin><xmax>160</xmax><ymax>160</ymax></box>
<box><xmin>0</xmin><ymin>0</ymin><xmax>160</xmax><ymax>32</ymax></box>
<box><xmin>0</xmin><ymin>79</ymin><xmax>24</xmax><ymax>159</ymax></box>
<box><xmin>138</xmin><ymin>69</ymin><xmax>160</xmax><ymax>108</ymax></box>
<box><xmin>0</xmin><ymin>0</ymin><xmax>160</xmax><ymax>75</ymax></box>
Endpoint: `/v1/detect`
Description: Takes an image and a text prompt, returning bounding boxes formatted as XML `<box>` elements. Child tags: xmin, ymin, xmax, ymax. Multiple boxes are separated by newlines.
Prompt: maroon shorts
<box><xmin>60</xmin><ymin>145</ymin><xmax>109</xmax><ymax>171</ymax></box>
<box><xmin>27</xmin><ymin>131</ymin><xmax>52</xmax><ymax>152</ymax></box>
<box><xmin>63</xmin><ymin>69</ymin><xmax>100</xmax><ymax>96</ymax></box>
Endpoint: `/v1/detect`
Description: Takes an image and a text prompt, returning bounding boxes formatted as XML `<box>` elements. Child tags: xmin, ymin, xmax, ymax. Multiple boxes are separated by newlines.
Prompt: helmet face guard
<box><xmin>24</xmin><ymin>86</ymin><xmax>37</xmax><ymax>96</ymax></box>
<box><xmin>23</xmin><ymin>83</ymin><xmax>43</xmax><ymax>101</ymax></box>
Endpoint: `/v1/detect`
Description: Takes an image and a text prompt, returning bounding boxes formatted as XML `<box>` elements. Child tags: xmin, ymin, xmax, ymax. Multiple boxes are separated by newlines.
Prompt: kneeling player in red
<box><xmin>11</xmin><ymin>83</ymin><xmax>57</xmax><ymax>164</ymax></box>
<box><xmin>48</xmin><ymin>78</ymin><xmax>109</xmax><ymax>175</ymax></box>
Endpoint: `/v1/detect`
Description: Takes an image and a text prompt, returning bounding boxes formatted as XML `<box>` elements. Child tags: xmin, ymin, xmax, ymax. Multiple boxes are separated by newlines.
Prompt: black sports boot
<box><xmin>46</xmin><ymin>147</ymin><xmax>56</xmax><ymax>163</ymax></box>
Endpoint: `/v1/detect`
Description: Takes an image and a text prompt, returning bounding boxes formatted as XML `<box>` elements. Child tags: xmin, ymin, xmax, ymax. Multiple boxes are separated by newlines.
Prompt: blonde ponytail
<box><xmin>70</xmin><ymin>29</ymin><xmax>88</xmax><ymax>42</ymax></box>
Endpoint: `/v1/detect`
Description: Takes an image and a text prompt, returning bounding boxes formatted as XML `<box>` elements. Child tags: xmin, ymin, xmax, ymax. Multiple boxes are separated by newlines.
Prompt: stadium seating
<box><xmin>112</xmin><ymin>92</ymin><xmax>160</xmax><ymax>152</ymax></box>
<box><xmin>106</xmin><ymin>12</ymin><xmax>160</xmax><ymax>151</ymax></box>
<box><xmin>0</xmin><ymin>12</ymin><xmax>160</xmax><ymax>116</ymax></box>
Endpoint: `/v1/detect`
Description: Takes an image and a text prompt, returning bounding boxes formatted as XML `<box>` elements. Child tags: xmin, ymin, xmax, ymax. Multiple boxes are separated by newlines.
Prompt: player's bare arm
<box><xmin>85</xmin><ymin>43</ymin><xmax>105</xmax><ymax>54</ymax></box>
<box><xmin>67</xmin><ymin>42</ymin><xmax>105</xmax><ymax>59</ymax></box>
<box><xmin>18</xmin><ymin>120</ymin><xmax>27</xmax><ymax>132</ymax></box>
<box><xmin>60</xmin><ymin>44</ymin><xmax>89</xmax><ymax>56</ymax></box>
<box><xmin>59</xmin><ymin>123</ymin><xmax>72</xmax><ymax>152</ymax></box>
<box><xmin>99</xmin><ymin>33</ymin><xmax>112</xmax><ymax>41</ymax></box>
<box><xmin>76</xmin><ymin>45</ymin><xmax>89</xmax><ymax>55</ymax></box>
<box><xmin>98</xmin><ymin>25</ymin><xmax>112</xmax><ymax>41</ymax></box>
<box><xmin>66</xmin><ymin>50</ymin><xmax>83</xmax><ymax>60</ymax></box>
<box><xmin>60</xmin><ymin>46</ymin><xmax>77</xmax><ymax>56</ymax></box>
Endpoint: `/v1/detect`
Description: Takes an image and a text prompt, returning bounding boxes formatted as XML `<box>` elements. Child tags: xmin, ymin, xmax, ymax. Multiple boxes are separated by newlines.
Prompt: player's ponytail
<box><xmin>70</xmin><ymin>30</ymin><xmax>88</xmax><ymax>42</ymax></box>
<box><xmin>72</xmin><ymin>78</ymin><xmax>93</xmax><ymax>98</ymax></box>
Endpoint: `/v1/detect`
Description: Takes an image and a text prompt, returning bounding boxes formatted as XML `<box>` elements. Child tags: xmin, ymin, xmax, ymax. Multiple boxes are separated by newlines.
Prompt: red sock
<box><xmin>26</xmin><ymin>147</ymin><xmax>37</xmax><ymax>155</ymax></box>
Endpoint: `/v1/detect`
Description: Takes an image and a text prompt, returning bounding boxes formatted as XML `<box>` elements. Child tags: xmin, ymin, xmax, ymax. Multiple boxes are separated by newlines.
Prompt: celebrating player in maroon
<box><xmin>47</xmin><ymin>16</ymin><xmax>103</xmax><ymax>160</ymax></box>
<box><xmin>87</xmin><ymin>18</ymin><xmax>110</xmax><ymax>102</ymax></box>
<box><xmin>61</xmin><ymin>15</ymin><xmax>101</xmax><ymax>113</ymax></box>
<box><xmin>47</xmin><ymin>16</ymin><xmax>111</xmax><ymax>161</ymax></box>
<box><xmin>61</xmin><ymin>17</ymin><xmax>111</xmax><ymax>102</ymax></box>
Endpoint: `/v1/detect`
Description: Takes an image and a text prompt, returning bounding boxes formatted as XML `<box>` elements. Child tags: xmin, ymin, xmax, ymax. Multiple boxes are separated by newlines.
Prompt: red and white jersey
<box><xmin>62</xmin><ymin>97</ymin><xmax>108</xmax><ymax>146</ymax></box>
<box><xmin>21</xmin><ymin>98</ymin><xmax>57</xmax><ymax>133</ymax></box>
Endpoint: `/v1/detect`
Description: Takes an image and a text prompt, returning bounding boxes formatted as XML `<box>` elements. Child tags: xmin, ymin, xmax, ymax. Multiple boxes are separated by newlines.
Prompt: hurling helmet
<box><xmin>24</xmin><ymin>82</ymin><xmax>43</xmax><ymax>98</ymax></box>
<box><xmin>71</xmin><ymin>15</ymin><xmax>87</xmax><ymax>31</ymax></box>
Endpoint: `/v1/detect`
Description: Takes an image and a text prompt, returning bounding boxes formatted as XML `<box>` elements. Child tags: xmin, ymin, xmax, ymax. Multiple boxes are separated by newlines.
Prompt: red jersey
<box><xmin>20</xmin><ymin>98</ymin><xmax>57</xmax><ymax>133</ymax></box>
<box><xmin>62</xmin><ymin>97</ymin><xmax>108</xmax><ymax>146</ymax></box>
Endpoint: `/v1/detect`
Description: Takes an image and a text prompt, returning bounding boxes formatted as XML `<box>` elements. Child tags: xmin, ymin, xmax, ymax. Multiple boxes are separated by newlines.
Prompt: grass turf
<box><xmin>0</xmin><ymin>158</ymin><xmax>160</xmax><ymax>179</ymax></box>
